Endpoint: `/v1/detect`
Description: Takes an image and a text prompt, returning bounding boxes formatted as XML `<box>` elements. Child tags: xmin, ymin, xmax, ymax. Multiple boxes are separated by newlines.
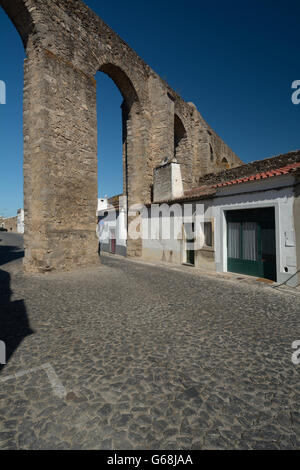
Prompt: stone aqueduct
<box><xmin>1</xmin><ymin>0</ymin><xmax>242</xmax><ymax>272</ymax></box>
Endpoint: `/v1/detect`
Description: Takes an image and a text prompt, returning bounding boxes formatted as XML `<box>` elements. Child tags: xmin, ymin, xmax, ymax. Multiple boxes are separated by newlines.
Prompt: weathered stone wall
<box><xmin>22</xmin><ymin>46</ymin><xmax>98</xmax><ymax>272</ymax></box>
<box><xmin>153</xmin><ymin>163</ymin><xmax>173</xmax><ymax>203</ymax></box>
<box><xmin>1</xmin><ymin>0</ymin><xmax>242</xmax><ymax>272</ymax></box>
<box><xmin>172</xmin><ymin>101</ymin><xmax>242</xmax><ymax>189</ymax></box>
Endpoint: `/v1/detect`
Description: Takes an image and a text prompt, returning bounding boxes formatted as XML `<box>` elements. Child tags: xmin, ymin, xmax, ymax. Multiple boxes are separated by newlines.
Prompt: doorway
<box><xmin>110</xmin><ymin>229</ymin><xmax>116</xmax><ymax>254</ymax></box>
<box><xmin>226</xmin><ymin>207</ymin><xmax>276</xmax><ymax>281</ymax></box>
<box><xmin>183</xmin><ymin>223</ymin><xmax>195</xmax><ymax>266</ymax></box>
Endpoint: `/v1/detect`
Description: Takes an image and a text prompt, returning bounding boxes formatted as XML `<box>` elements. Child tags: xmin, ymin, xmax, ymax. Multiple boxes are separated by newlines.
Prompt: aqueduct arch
<box><xmin>0</xmin><ymin>0</ymin><xmax>242</xmax><ymax>272</ymax></box>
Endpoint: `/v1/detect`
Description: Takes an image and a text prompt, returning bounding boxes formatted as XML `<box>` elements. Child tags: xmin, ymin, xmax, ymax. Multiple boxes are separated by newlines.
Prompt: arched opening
<box><xmin>209</xmin><ymin>144</ymin><xmax>214</xmax><ymax>162</ymax></box>
<box><xmin>97</xmin><ymin>64</ymin><xmax>141</xmax><ymax>199</ymax></box>
<box><xmin>1</xmin><ymin>0</ymin><xmax>34</xmax><ymax>49</ymax></box>
<box><xmin>2</xmin><ymin>2</ymin><xmax>148</xmax><ymax>270</ymax></box>
<box><xmin>174</xmin><ymin>114</ymin><xmax>187</xmax><ymax>162</ymax></box>
<box><xmin>96</xmin><ymin>64</ymin><xmax>143</xmax><ymax>258</ymax></box>
<box><xmin>220</xmin><ymin>157</ymin><xmax>230</xmax><ymax>170</ymax></box>
<box><xmin>96</xmin><ymin>72</ymin><xmax>124</xmax><ymax>199</ymax></box>
<box><xmin>0</xmin><ymin>7</ymin><xmax>25</xmax><ymax>226</ymax></box>
<box><xmin>174</xmin><ymin>114</ymin><xmax>190</xmax><ymax>188</ymax></box>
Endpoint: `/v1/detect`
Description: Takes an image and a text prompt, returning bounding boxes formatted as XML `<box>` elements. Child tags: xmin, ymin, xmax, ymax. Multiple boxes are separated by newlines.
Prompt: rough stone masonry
<box><xmin>0</xmin><ymin>0</ymin><xmax>242</xmax><ymax>272</ymax></box>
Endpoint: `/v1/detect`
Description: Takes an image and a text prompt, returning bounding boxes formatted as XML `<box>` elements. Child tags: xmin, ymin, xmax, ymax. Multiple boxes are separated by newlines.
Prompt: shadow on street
<box><xmin>0</xmin><ymin>240</ymin><xmax>24</xmax><ymax>267</ymax></box>
<box><xmin>0</xmin><ymin>253</ymin><xmax>33</xmax><ymax>372</ymax></box>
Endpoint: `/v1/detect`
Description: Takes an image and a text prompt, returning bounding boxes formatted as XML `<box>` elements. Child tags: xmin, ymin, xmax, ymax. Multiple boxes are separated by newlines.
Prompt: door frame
<box><xmin>216</xmin><ymin>203</ymin><xmax>280</xmax><ymax>281</ymax></box>
<box><xmin>226</xmin><ymin>211</ymin><xmax>269</xmax><ymax>279</ymax></box>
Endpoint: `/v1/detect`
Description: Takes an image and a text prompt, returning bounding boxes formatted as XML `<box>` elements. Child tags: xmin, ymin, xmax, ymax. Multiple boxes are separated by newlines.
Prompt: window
<box><xmin>220</xmin><ymin>157</ymin><xmax>229</xmax><ymax>169</ymax></box>
<box><xmin>204</xmin><ymin>221</ymin><xmax>213</xmax><ymax>247</ymax></box>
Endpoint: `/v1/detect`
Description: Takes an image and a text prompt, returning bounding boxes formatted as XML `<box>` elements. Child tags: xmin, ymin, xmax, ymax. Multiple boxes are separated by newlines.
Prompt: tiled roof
<box><xmin>151</xmin><ymin>162</ymin><xmax>300</xmax><ymax>205</ymax></box>
<box><xmin>211</xmin><ymin>163</ymin><xmax>300</xmax><ymax>189</ymax></box>
<box><xmin>175</xmin><ymin>162</ymin><xmax>300</xmax><ymax>202</ymax></box>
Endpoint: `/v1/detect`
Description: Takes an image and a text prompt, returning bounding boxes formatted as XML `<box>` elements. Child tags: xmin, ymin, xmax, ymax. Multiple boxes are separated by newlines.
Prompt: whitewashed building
<box><xmin>17</xmin><ymin>209</ymin><xmax>25</xmax><ymax>234</ymax></box>
<box><xmin>142</xmin><ymin>152</ymin><xmax>300</xmax><ymax>287</ymax></box>
<box><xmin>96</xmin><ymin>152</ymin><xmax>300</xmax><ymax>287</ymax></box>
<box><xmin>97</xmin><ymin>195</ymin><xmax>127</xmax><ymax>257</ymax></box>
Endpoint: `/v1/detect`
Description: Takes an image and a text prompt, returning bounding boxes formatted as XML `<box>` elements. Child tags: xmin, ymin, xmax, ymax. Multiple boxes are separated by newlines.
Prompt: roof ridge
<box><xmin>209</xmin><ymin>162</ymin><xmax>300</xmax><ymax>189</ymax></box>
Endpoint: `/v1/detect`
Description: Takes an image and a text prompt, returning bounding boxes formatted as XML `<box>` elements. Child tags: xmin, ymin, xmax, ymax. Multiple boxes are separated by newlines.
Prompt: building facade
<box><xmin>97</xmin><ymin>196</ymin><xmax>127</xmax><ymax>257</ymax></box>
<box><xmin>142</xmin><ymin>152</ymin><xmax>300</xmax><ymax>287</ymax></box>
<box><xmin>98</xmin><ymin>151</ymin><xmax>299</xmax><ymax>287</ymax></box>
<box><xmin>1</xmin><ymin>210</ymin><xmax>25</xmax><ymax>234</ymax></box>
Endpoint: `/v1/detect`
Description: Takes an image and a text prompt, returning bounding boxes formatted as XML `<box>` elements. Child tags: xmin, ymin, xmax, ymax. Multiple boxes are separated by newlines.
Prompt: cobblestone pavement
<box><xmin>0</xmin><ymin>233</ymin><xmax>300</xmax><ymax>450</ymax></box>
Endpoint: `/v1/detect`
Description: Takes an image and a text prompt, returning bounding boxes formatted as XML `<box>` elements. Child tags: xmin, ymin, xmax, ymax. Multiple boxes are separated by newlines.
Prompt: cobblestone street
<box><xmin>0</xmin><ymin>233</ymin><xmax>300</xmax><ymax>450</ymax></box>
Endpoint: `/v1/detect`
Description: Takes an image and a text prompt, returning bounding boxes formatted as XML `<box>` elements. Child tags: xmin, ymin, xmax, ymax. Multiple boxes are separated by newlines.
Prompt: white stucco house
<box><xmin>141</xmin><ymin>152</ymin><xmax>300</xmax><ymax>287</ymax></box>
<box><xmin>96</xmin><ymin>151</ymin><xmax>300</xmax><ymax>287</ymax></box>
<box><xmin>96</xmin><ymin>195</ymin><xmax>127</xmax><ymax>257</ymax></box>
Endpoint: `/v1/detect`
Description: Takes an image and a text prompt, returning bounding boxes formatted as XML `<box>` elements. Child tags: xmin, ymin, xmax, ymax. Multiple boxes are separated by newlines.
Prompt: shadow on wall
<box><xmin>0</xmin><ymin>268</ymin><xmax>34</xmax><ymax>372</ymax></box>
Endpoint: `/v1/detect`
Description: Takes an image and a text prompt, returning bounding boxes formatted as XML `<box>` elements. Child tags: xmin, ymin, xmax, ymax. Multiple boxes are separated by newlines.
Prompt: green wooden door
<box><xmin>227</xmin><ymin>208</ymin><xmax>276</xmax><ymax>281</ymax></box>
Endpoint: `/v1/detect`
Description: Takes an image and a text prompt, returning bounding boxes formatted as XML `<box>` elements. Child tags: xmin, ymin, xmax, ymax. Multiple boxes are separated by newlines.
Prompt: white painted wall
<box><xmin>211</xmin><ymin>174</ymin><xmax>298</xmax><ymax>286</ymax></box>
<box><xmin>172</xmin><ymin>163</ymin><xmax>184</xmax><ymax>200</ymax></box>
<box><xmin>98</xmin><ymin>209</ymin><xmax>127</xmax><ymax>248</ymax></box>
<box><xmin>142</xmin><ymin>206</ymin><xmax>183</xmax><ymax>263</ymax></box>
<box><xmin>141</xmin><ymin>174</ymin><xmax>299</xmax><ymax>286</ymax></box>
<box><xmin>17</xmin><ymin>209</ymin><xmax>24</xmax><ymax>234</ymax></box>
<box><xmin>97</xmin><ymin>197</ymin><xmax>108</xmax><ymax>213</ymax></box>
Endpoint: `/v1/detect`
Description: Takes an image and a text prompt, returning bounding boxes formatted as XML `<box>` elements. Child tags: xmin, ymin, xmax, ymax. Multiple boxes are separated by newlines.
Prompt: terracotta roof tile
<box><xmin>210</xmin><ymin>162</ymin><xmax>300</xmax><ymax>189</ymax></box>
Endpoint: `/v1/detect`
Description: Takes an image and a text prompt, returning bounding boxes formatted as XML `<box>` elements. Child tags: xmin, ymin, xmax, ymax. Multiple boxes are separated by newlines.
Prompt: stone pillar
<box><xmin>23</xmin><ymin>49</ymin><xmax>98</xmax><ymax>272</ymax></box>
<box><xmin>122</xmin><ymin>101</ymin><xmax>148</xmax><ymax>258</ymax></box>
<box><xmin>121</xmin><ymin>101</ymin><xmax>128</xmax><ymax>197</ymax></box>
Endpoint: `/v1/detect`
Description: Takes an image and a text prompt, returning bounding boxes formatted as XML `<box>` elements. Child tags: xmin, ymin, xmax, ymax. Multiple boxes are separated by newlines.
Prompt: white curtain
<box><xmin>242</xmin><ymin>222</ymin><xmax>257</xmax><ymax>261</ymax></box>
<box><xmin>228</xmin><ymin>222</ymin><xmax>240</xmax><ymax>259</ymax></box>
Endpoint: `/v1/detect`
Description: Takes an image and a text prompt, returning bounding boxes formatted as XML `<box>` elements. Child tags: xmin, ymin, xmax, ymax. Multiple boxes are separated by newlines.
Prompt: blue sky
<box><xmin>0</xmin><ymin>0</ymin><xmax>300</xmax><ymax>216</ymax></box>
